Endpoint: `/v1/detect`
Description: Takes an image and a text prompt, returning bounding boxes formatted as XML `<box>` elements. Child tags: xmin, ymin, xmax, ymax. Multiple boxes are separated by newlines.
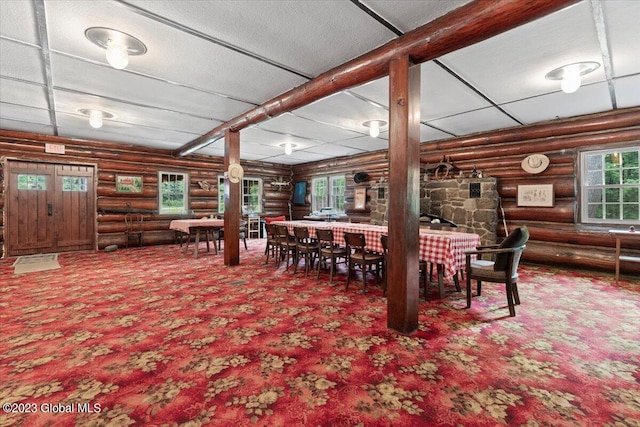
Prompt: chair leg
<box><xmin>512</xmin><ymin>281</ymin><xmax>520</xmax><ymax>305</ymax></box>
<box><xmin>345</xmin><ymin>261</ymin><xmax>351</xmax><ymax>290</ymax></box>
<box><xmin>505</xmin><ymin>280</ymin><xmax>516</xmax><ymax>317</ymax></box>
<box><xmin>466</xmin><ymin>273</ymin><xmax>472</xmax><ymax>308</ymax></box>
<box><xmin>362</xmin><ymin>263</ymin><xmax>367</xmax><ymax>294</ymax></box>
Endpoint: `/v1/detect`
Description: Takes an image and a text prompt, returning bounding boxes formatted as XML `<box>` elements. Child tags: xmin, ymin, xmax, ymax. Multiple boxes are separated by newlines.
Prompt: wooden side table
<box><xmin>609</xmin><ymin>229</ymin><xmax>640</xmax><ymax>283</ymax></box>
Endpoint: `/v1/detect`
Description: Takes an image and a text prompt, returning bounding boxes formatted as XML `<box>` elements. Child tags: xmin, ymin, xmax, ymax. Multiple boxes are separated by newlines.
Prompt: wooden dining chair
<box><xmin>380</xmin><ymin>234</ymin><xmax>428</xmax><ymax>299</ymax></box>
<box><xmin>316</xmin><ymin>228</ymin><xmax>348</xmax><ymax>284</ymax></box>
<box><xmin>344</xmin><ymin>232</ymin><xmax>384</xmax><ymax>294</ymax></box>
<box><xmin>274</xmin><ymin>224</ymin><xmax>297</xmax><ymax>270</ymax></box>
<box><xmin>124</xmin><ymin>213</ymin><xmax>144</xmax><ymax>248</ymax></box>
<box><xmin>264</xmin><ymin>222</ymin><xmax>278</xmax><ymax>265</ymax></box>
<box><xmin>465</xmin><ymin>226</ymin><xmax>529</xmax><ymax>317</ymax></box>
<box><xmin>293</xmin><ymin>226</ymin><xmax>319</xmax><ymax>276</ymax></box>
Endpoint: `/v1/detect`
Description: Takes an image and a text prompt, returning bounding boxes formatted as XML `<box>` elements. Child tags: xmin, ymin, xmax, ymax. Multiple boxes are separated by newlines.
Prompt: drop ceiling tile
<box><xmin>502</xmin><ymin>82</ymin><xmax>613</xmax><ymax>124</ymax></box>
<box><xmin>295</xmin><ymin>92</ymin><xmax>388</xmax><ymax>134</ymax></box>
<box><xmin>340</xmin><ymin>134</ymin><xmax>389</xmax><ymax>152</ymax></box>
<box><xmin>421</xmin><ymin>125</ymin><xmax>454</xmax><ymax>142</ymax></box>
<box><xmin>57</xmin><ymin>114</ymin><xmax>194</xmax><ymax>149</ymax></box>
<box><xmin>53</xmin><ymin>89</ymin><xmax>218</xmax><ymax>135</ymax></box>
<box><xmin>0</xmin><ymin>118</ymin><xmax>53</xmax><ymax>136</ymax></box>
<box><xmin>0</xmin><ymin>0</ymin><xmax>39</xmax><ymax>44</ymax></box>
<box><xmin>603</xmin><ymin>0</ymin><xmax>640</xmax><ymax>77</ymax></box>
<box><xmin>0</xmin><ymin>103</ymin><xmax>50</xmax><ymax>125</ymax></box>
<box><xmin>125</xmin><ymin>0</ymin><xmax>396</xmax><ymax>77</ymax></box>
<box><xmin>439</xmin><ymin>1</ymin><xmax>605</xmax><ymax>104</ymax></box>
<box><xmin>44</xmin><ymin>0</ymin><xmax>307</xmax><ymax>104</ymax></box>
<box><xmin>257</xmin><ymin>113</ymin><xmax>362</xmax><ymax>143</ymax></box>
<box><xmin>304</xmin><ymin>143</ymin><xmax>367</xmax><ymax>157</ymax></box>
<box><xmin>0</xmin><ymin>79</ymin><xmax>49</xmax><ymax>109</ymax></box>
<box><xmin>614</xmin><ymin>75</ymin><xmax>640</xmax><ymax>109</ymax></box>
<box><xmin>0</xmin><ymin>40</ymin><xmax>45</xmax><ymax>84</ymax></box>
<box><xmin>361</xmin><ymin>0</ymin><xmax>472</xmax><ymax>34</ymax></box>
<box><xmin>50</xmin><ymin>54</ymin><xmax>256</xmax><ymax>121</ymax></box>
<box><xmin>428</xmin><ymin>107</ymin><xmax>519</xmax><ymax>136</ymax></box>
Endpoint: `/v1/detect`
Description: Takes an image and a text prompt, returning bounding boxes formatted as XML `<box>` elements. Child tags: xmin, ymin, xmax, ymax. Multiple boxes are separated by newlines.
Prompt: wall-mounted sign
<box><xmin>45</xmin><ymin>143</ymin><xmax>65</xmax><ymax>154</ymax></box>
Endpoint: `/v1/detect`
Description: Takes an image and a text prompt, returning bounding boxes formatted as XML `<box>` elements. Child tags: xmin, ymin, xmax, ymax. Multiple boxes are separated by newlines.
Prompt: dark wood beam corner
<box><xmin>223</xmin><ymin>129</ymin><xmax>241</xmax><ymax>266</ymax></box>
<box><xmin>387</xmin><ymin>56</ymin><xmax>421</xmax><ymax>334</ymax></box>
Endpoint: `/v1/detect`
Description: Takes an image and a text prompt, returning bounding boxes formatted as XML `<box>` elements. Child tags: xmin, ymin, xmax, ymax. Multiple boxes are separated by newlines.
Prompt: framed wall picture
<box><xmin>293</xmin><ymin>181</ymin><xmax>307</xmax><ymax>205</ymax></box>
<box><xmin>116</xmin><ymin>175</ymin><xmax>143</xmax><ymax>193</ymax></box>
<box><xmin>354</xmin><ymin>187</ymin><xmax>367</xmax><ymax>211</ymax></box>
<box><xmin>517</xmin><ymin>184</ymin><xmax>554</xmax><ymax>207</ymax></box>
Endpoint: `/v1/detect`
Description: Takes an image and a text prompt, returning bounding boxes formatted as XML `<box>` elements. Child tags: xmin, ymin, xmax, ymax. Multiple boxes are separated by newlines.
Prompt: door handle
<box><xmin>48</xmin><ymin>203</ymin><xmax>53</xmax><ymax>216</ymax></box>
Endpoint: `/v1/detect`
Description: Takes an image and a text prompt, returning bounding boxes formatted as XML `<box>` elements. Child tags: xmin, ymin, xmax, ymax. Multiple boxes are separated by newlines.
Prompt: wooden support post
<box><xmin>387</xmin><ymin>55</ymin><xmax>421</xmax><ymax>334</ymax></box>
<box><xmin>224</xmin><ymin>130</ymin><xmax>240</xmax><ymax>266</ymax></box>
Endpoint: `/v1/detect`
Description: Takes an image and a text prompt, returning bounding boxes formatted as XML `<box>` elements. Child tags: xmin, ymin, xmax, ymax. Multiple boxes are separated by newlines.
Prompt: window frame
<box><xmin>311</xmin><ymin>174</ymin><xmax>346</xmax><ymax>212</ymax></box>
<box><xmin>217</xmin><ymin>176</ymin><xmax>263</xmax><ymax>214</ymax></box>
<box><xmin>579</xmin><ymin>146</ymin><xmax>640</xmax><ymax>225</ymax></box>
<box><xmin>158</xmin><ymin>171</ymin><xmax>189</xmax><ymax>215</ymax></box>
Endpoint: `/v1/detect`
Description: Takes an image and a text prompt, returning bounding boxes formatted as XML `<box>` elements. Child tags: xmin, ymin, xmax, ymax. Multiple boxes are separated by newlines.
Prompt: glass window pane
<box><xmin>623</xmin><ymin>168</ymin><xmax>639</xmax><ymax>183</ymax></box>
<box><xmin>605</xmin><ymin>188</ymin><xmax>619</xmax><ymax>202</ymax></box>
<box><xmin>605</xmin><ymin>204</ymin><xmax>620</xmax><ymax>219</ymax></box>
<box><xmin>587</xmin><ymin>188</ymin><xmax>602</xmax><ymax>203</ymax></box>
<box><xmin>623</xmin><ymin>187</ymin><xmax>639</xmax><ymax>203</ymax></box>
<box><xmin>586</xmin><ymin>154</ymin><xmax>602</xmax><ymax>171</ymax></box>
<box><xmin>587</xmin><ymin>171</ymin><xmax>602</xmax><ymax>186</ymax></box>
<box><xmin>587</xmin><ymin>204</ymin><xmax>602</xmax><ymax>219</ymax></box>
<box><xmin>623</xmin><ymin>203</ymin><xmax>639</xmax><ymax>220</ymax></box>
<box><xmin>605</xmin><ymin>170</ymin><xmax>620</xmax><ymax>185</ymax></box>
<box><xmin>622</xmin><ymin>151</ymin><xmax>638</xmax><ymax>167</ymax></box>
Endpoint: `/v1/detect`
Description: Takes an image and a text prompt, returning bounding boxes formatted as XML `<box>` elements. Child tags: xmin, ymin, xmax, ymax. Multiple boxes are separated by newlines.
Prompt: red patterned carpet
<box><xmin>1</xmin><ymin>240</ymin><xmax>639</xmax><ymax>426</ymax></box>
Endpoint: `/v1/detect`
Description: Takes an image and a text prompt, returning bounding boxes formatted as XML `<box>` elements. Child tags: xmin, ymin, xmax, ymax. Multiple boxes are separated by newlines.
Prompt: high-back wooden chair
<box><xmin>316</xmin><ymin>229</ymin><xmax>348</xmax><ymax>284</ymax></box>
<box><xmin>124</xmin><ymin>213</ymin><xmax>144</xmax><ymax>248</ymax></box>
<box><xmin>344</xmin><ymin>232</ymin><xmax>384</xmax><ymax>294</ymax></box>
<box><xmin>465</xmin><ymin>226</ymin><xmax>529</xmax><ymax>317</ymax></box>
<box><xmin>293</xmin><ymin>226</ymin><xmax>319</xmax><ymax>276</ymax></box>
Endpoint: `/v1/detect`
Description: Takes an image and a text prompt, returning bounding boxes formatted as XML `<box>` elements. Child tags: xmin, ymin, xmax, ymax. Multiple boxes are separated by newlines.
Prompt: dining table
<box><xmin>169</xmin><ymin>218</ymin><xmax>225</xmax><ymax>258</ymax></box>
<box><xmin>274</xmin><ymin>220</ymin><xmax>481</xmax><ymax>298</ymax></box>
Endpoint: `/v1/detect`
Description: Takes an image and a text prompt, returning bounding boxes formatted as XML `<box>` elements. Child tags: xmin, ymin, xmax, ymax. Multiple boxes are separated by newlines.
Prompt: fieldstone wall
<box><xmin>370</xmin><ymin>177</ymin><xmax>498</xmax><ymax>245</ymax></box>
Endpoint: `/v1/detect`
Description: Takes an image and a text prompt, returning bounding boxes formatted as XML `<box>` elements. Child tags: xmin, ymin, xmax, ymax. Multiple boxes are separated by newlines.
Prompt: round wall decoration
<box><xmin>521</xmin><ymin>154</ymin><xmax>550</xmax><ymax>174</ymax></box>
<box><xmin>227</xmin><ymin>163</ymin><xmax>244</xmax><ymax>183</ymax></box>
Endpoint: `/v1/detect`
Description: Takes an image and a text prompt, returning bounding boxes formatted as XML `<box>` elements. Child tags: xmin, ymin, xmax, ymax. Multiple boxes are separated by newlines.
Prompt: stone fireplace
<box><xmin>370</xmin><ymin>177</ymin><xmax>498</xmax><ymax>245</ymax></box>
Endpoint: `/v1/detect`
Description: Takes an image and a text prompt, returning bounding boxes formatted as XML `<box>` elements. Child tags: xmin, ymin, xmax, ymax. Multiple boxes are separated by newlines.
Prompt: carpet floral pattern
<box><xmin>0</xmin><ymin>240</ymin><xmax>639</xmax><ymax>426</ymax></box>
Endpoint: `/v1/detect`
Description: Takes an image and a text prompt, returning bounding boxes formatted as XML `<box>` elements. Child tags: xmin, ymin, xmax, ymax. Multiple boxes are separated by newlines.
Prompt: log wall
<box><xmin>291</xmin><ymin>107</ymin><xmax>640</xmax><ymax>276</ymax></box>
<box><xmin>0</xmin><ymin>131</ymin><xmax>291</xmax><ymax>251</ymax></box>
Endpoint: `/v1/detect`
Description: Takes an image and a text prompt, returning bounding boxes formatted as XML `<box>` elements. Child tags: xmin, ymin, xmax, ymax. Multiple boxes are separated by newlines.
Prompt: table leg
<box><xmin>437</xmin><ymin>264</ymin><xmax>445</xmax><ymax>298</ymax></box>
<box><xmin>194</xmin><ymin>228</ymin><xmax>201</xmax><ymax>258</ymax></box>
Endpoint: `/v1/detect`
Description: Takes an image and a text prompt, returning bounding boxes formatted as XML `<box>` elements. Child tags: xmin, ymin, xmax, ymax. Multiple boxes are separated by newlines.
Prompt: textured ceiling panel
<box><xmin>427</xmin><ymin>107</ymin><xmax>519</xmax><ymax>136</ymax></box>
<box><xmin>603</xmin><ymin>0</ymin><xmax>640</xmax><ymax>77</ymax></box>
<box><xmin>0</xmin><ymin>79</ymin><xmax>49</xmax><ymax>109</ymax></box>
<box><xmin>126</xmin><ymin>0</ymin><xmax>397</xmax><ymax>77</ymax></box>
<box><xmin>502</xmin><ymin>82</ymin><xmax>613</xmax><ymax>124</ymax></box>
<box><xmin>0</xmin><ymin>103</ymin><xmax>51</xmax><ymax>125</ymax></box>
<box><xmin>0</xmin><ymin>0</ymin><xmax>39</xmax><ymax>44</ymax></box>
<box><xmin>50</xmin><ymin>54</ymin><xmax>255</xmax><ymax>121</ymax></box>
<box><xmin>256</xmin><ymin>113</ymin><xmax>362</xmax><ymax>143</ymax></box>
<box><xmin>361</xmin><ymin>0</ymin><xmax>472</xmax><ymax>34</ymax></box>
<box><xmin>439</xmin><ymin>2</ymin><xmax>604</xmax><ymax>104</ymax></box>
<box><xmin>0</xmin><ymin>40</ymin><xmax>45</xmax><ymax>84</ymax></box>
<box><xmin>0</xmin><ymin>119</ymin><xmax>53</xmax><ymax>136</ymax></box>
<box><xmin>614</xmin><ymin>75</ymin><xmax>640</xmax><ymax>109</ymax></box>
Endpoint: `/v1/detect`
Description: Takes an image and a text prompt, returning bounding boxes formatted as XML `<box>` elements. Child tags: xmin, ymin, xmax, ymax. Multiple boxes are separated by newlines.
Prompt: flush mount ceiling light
<box><xmin>545</xmin><ymin>62</ymin><xmax>600</xmax><ymax>94</ymax></box>
<box><xmin>279</xmin><ymin>142</ymin><xmax>297</xmax><ymax>155</ymax></box>
<box><xmin>362</xmin><ymin>120</ymin><xmax>388</xmax><ymax>138</ymax></box>
<box><xmin>85</xmin><ymin>27</ymin><xmax>147</xmax><ymax>70</ymax></box>
<box><xmin>78</xmin><ymin>109</ymin><xmax>114</xmax><ymax>129</ymax></box>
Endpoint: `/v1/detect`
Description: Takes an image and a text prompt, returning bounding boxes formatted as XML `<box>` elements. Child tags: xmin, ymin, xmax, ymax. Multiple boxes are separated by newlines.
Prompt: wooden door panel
<box><xmin>7</xmin><ymin>163</ymin><xmax>56</xmax><ymax>253</ymax></box>
<box><xmin>6</xmin><ymin>160</ymin><xmax>96</xmax><ymax>256</ymax></box>
<box><xmin>55</xmin><ymin>165</ymin><xmax>95</xmax><ymax>251</ymax></box>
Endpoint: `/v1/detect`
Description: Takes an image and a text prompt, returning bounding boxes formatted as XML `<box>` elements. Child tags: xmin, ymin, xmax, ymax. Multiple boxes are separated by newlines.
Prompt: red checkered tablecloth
<box><xmin>273</xmin><ymin>221</ymin><xmax>480</xmax><ymax>279</ymax></box>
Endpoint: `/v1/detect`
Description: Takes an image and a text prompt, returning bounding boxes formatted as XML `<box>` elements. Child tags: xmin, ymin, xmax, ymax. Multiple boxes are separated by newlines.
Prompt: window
<box><xmin>17</xmin><ymin>174</ymin><xmax>46</xmax><ymax>190</ymax></box>
<box><xmin>158</xmin><ymin>172</ymin><xmax>188</xmax><ymax>215</ymax></box>
<box><xmin>218</xmin><ymin>177</ymin><xmax>262</xmax><ymax>214</ymax></box>
<box><xmin>311</xmin><ymin>175</ymin><xmax>346</xmax><ymax>212</ymax></box>
<box><xmin>580</xmin><ymin>147</ymin><xmax>639</xmax><ymax>224</ymax></box>
<box><xmin>62</xmin><ymin>176</ymin><xmax>87</xmax><ymax>192</ymax></box>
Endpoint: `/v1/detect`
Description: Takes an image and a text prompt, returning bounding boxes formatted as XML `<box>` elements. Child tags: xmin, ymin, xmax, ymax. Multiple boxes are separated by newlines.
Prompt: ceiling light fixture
<box><xmin>85</xmin><ymin>27</ymin><xmax>147</xmax><ymax>70</ymax></box>
<box><xmin>545</xmin><ymin>62</ymin><xmax>600</xmax><ymax>94</ymax></box>
<box><xmin>79</xmin><ymin>109</ymin><xmax>114</xmax><ymax>129</ymax></box>
<box><xmin>362</xmin><ymin>120</ymin><xmax>388</xmax><ymax>138</ymax></box>
<box><xmin>279</xmin><ymin>142</ymin><xmax>297</xmax><ymax>155</ymax></box>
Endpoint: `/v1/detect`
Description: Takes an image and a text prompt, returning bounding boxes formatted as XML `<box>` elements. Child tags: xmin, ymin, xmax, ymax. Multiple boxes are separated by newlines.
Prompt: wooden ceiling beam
<box><xmin>175</xmin><ymin>0</ymin><xmax>578</xmax><ymax>157</ymax></box>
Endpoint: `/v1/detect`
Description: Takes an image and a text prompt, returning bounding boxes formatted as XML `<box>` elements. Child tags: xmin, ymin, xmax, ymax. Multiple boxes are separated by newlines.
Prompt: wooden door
<box><xmin>5</xmin><ymin>160</ymin><xmax>96</xmax><ymax>256</ymax></box>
